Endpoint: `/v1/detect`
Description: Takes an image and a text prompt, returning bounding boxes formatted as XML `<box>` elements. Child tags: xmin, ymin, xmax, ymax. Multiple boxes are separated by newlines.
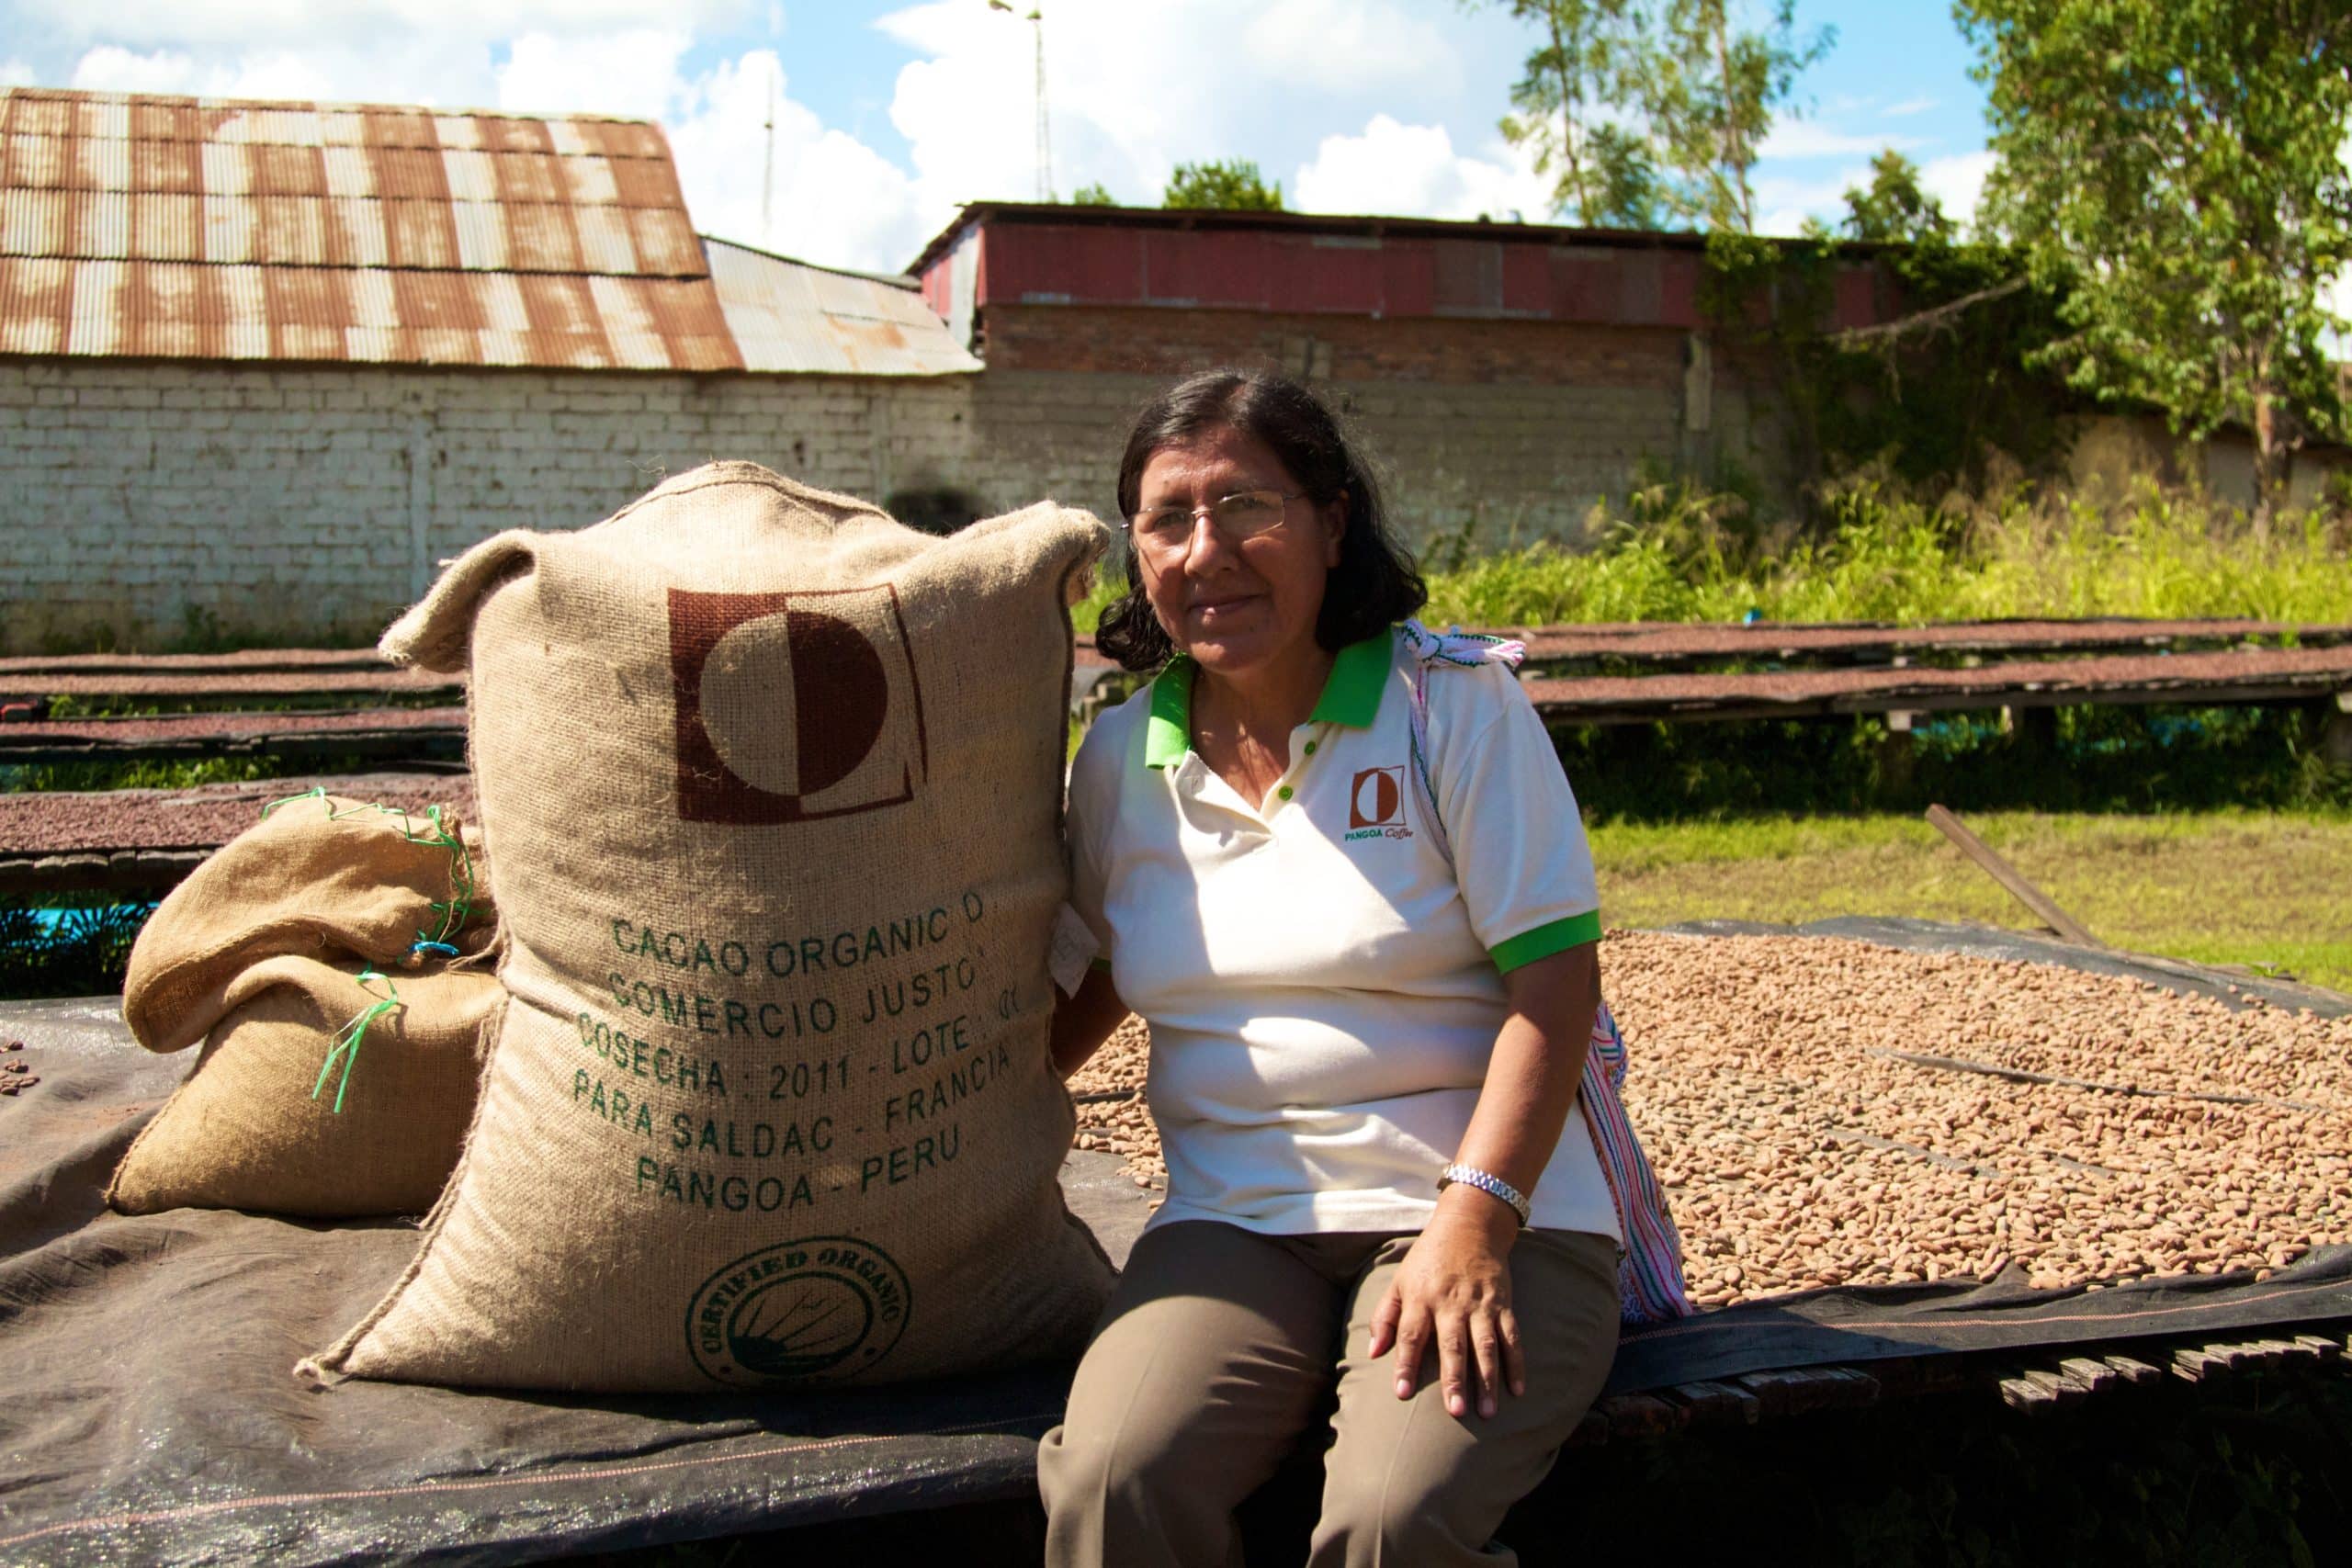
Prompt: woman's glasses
<box><xmin>1125</xmin><ymin>490</ymin><xmax>1304</xmax><ymax>554</ymax></box>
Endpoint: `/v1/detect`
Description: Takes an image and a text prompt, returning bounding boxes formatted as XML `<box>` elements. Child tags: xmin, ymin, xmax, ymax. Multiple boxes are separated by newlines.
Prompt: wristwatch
<box><xmin>1437</xmin><ymin>1163</ymin><xmax>1531</xmax><ymax>1226</ymax></box>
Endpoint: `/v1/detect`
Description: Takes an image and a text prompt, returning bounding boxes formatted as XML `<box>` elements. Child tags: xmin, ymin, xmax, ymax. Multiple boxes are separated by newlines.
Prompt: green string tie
<box><xmin>313</xmin><ymin>969</ymin><xmax>400</xmax><ymax>1115</ymax></box>
<box><xmin>254</xmin><ymin>792</ymin><xmax>481</xmax><ymax>962</ymax></box>
<box><xmin>259</xmin><ymin>784</ymin><xmax>330</xmax><ymax>818</ymax></box>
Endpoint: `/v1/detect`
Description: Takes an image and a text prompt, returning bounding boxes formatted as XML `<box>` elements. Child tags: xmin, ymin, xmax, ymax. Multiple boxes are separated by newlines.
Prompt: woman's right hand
<box><xmin>1049</xmin><ymin>965</ymin><xmax>1128</xmax><ymax>1079</ymax></box>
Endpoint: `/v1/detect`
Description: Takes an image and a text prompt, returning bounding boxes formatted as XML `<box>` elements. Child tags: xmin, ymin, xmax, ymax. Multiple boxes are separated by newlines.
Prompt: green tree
<box><xmin>1162</xmin><ymin>159</ymin><xmax>1284</xmax><ymax>211</ymax></box>
<box><xmin>1490</xmin><ymin>0</ymin><xmax>1657</xmax><ymax>226</ymax></box>
<box><xmin>1069</xmin><ymin>181</ymin><xmax>1117</xmax><ymax>206</ymax></box>
<box><xmin>1484</xmin><ymin>0</ymin><xmax>1832</xmax><ymax>232</ymax></box>
<box><xmin>1957</xmin><ymin>0</ymin><xmax>2352</xmax><ymax>523</ymax></box>
<box><xmin>1842</xmin><ymin>149</ymin><xmax>1951</xmax><ymax>244</ymax></box>
<box><xmin>1646</xmin><ymin>0</ymin><xmax>1835</xmax><ymax>232</ymax></box>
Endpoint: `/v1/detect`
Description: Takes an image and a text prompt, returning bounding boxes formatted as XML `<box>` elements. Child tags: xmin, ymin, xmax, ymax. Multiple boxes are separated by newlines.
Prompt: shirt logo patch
<box><xmin>1344</xmin><ymin>765</ymin><xmax>1413</xmax><ymax>841</ymax></box>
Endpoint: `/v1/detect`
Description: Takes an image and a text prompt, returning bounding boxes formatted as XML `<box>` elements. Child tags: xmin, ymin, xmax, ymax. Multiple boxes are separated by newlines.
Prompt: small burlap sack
<box><xmin>108</xmin><ymin>954</ymin><xmax>503</xmax><ymax>1218</ymax></box>
<box><xmin>304</xmin><ymin>462</ymin><xmax>1114</xmax><ymax>1393</ymax></box>
<box><xmin>123</xmin><ymin>790</ymin><xmax>496</xmax><ymax>1056</ymax></box>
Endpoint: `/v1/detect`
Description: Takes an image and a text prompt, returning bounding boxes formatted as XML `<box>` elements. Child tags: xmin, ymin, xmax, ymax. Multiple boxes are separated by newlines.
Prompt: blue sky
<box><xmin>0</xmin><ymin>1</ymin><xmax>1999</xmax><ymax>272</ymax></box>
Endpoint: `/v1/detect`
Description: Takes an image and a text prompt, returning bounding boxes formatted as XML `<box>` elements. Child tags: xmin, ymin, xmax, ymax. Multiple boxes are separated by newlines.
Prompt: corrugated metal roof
<box><xmin>706</xmin><ymin>237</ymin><xmax>979</xmax><ymax>376</ymax></box>
<box><xmin>0</xmin><ymin>86</ymin><xmax>741</xmax><ymax>371</ymax></box>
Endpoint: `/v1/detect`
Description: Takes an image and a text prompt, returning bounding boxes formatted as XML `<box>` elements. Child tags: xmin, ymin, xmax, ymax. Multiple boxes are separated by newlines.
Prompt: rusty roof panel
<box><xmin>706</xmin><ymin>238</ymin><xmax>978</xmax><ymax>376</ymax></box>
<box><xmin>0</xmin><ymin>86</ymin><xmax>742</xmax><ymax>371</ymax></box>
<box><xmin>0</xmin><ymin>254</ymin><xmax>740</xmax><ymax>369</ymax></box>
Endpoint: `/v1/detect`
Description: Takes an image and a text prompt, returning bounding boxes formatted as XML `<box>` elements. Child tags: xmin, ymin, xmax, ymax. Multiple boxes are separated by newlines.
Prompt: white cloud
<box><xmin>870</xmin><ymin>0</ymin><xmax>1480</xmax><ymax>239</ymax></box>
<box><xmin>1294</xmin><ymin>115</ymin><xmax>1545</xmax><ymax>221</ymax></box>
<box><xmin>1753</xmin><ymin>164</ymin><xmax>1869</xmax><ymax>237</ymax></box>
<box><xmin>64</xmin><ymin>36</ymin><xmax>500</xmax><ymax>107</ymax></box>
<box><xmin>0</xmin><ymin>58</ymin><xmax>32</xmax><ymax>85</ymax></box>
<box><xmin>1919</xmin><ymin>148</ymin><xmax>1996</xmax><ymax>227</ymax></box>
<box><xmin>67</xmin><ymin>45</ymin><xmax>197</xmax><ymax>93</ymax></box>
<box><xmin>667</xmin><ymin>51</ymin><xmax>928</xmax><ymax>272</ymax></box>
<box><xmin>1883</xmin><ymin>96</ymin><xmax>1937</xmax><ymax>118</ymax></box>
<box><xmin>1758</xmin><ymin>118</ymin><xmax>1921</xmax><ymax>160</ymax></box>
<box><xmin>12</xmin><ymin>0</ymin><xmax>752</xmax><ymax>49</ymax></box>
<box><xmin>495</xmin><ymin>28</ymin><xmax>693</xmax><ymax>120</ymax></box>
<box><xmin>1240</xmin><ymin>0</ymin><xmax>1460</xmax><ymax>96</ymax></box>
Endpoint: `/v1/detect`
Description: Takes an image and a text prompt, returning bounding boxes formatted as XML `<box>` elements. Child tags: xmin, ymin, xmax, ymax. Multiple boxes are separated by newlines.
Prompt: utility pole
<box><xmin>989</xmin><ymin>1</ymin><xmax>1053</xmax><ymax>201</ymax></box>
<box><xmin>760</xmin><ymin>57</ymin><xmax>778</xmax><ymax>242</ymax></box>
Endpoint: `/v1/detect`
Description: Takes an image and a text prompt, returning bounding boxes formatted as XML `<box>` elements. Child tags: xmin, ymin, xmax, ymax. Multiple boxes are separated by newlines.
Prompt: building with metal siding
<box><xmin>910</xmin><ymin>202</ymin><xmax>1879</xmax><ymax>547</ymax></box>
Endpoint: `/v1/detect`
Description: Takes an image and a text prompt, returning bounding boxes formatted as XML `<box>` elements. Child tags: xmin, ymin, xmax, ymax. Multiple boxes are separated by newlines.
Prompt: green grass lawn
<box><xmin>1591</xmin><ymin>808</ymin><xmax>2352</xmax><ymax>993</ymax></box>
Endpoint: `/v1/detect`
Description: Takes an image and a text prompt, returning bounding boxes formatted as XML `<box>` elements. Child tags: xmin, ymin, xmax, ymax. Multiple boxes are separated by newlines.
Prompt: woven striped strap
<box><xmin>1396</xmin><ymin>620</ymin><xmax>1693</xmax><ymax>1325</ymax></box>
<box><xmin>1396</xmin><ymin>619</ymin><xmax>1524</xmax><ymax>862</ymax></box>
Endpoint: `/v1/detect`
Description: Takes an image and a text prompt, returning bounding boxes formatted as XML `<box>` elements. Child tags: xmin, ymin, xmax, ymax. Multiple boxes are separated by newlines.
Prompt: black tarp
<box><xmin>4</xmin><ymin>922</ymin><xmax>2347</xmax><ymax>1564</ymax></box>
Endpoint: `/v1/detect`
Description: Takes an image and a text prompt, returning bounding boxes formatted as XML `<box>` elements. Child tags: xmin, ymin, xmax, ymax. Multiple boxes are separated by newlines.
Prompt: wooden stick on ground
<box><xmin>1925</xmin><ymin>803</ymin><xmax>2106</xmax><ymax>949</ymax></box>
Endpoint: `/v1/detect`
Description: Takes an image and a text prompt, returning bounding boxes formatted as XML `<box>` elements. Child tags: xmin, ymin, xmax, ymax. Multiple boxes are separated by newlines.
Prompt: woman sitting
<box><xmin>1042</xmin><ymin>367</ymin><xmax>1685</xmax><ymax>1567</ymax></box>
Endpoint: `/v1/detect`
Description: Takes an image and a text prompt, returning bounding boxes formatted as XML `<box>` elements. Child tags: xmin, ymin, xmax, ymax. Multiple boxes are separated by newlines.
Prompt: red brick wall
<box><xmin>961</xmin><ymin>302</ymin><xmax>1782</xmax><ymax>544</ymax></box>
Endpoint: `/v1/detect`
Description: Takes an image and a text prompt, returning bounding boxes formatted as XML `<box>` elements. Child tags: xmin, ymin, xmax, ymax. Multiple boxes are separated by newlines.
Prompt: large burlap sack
<box><xmin>123</xmin><ymin>791</ymin><xmax>495</xmax><ymax>1056</ymax></box>
<box><xmin>304</xmin><ymin>462</ymin><xmax>1114</xmax><ymax>1393</ymax></box>
<box><xmin>108</xmin><ymin>953</ymin><xmax>503</xmax><ymax>1217</ymax></box>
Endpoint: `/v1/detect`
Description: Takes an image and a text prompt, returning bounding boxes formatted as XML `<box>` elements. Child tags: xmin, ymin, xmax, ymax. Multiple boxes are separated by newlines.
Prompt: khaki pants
<box><xmin>1037</xmin><ymin>1220</ymin><xmax>1621</xmax><ymax>1568</ymax></box>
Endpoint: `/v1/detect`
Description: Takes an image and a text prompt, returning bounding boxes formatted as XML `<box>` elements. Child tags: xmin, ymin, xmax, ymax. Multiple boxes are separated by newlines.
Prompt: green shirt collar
<box><xmin>1144</xmin><ymin>629</ymin><xmax>1392</xmax><ymax>770</ymax></box>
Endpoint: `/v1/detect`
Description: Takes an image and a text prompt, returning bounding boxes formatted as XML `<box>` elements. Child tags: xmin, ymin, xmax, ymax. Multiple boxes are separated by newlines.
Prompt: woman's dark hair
<box><xmin>1094</xmin><ymin>368</ymin><xmax>1427</xmax><ymax>671</ymax></box>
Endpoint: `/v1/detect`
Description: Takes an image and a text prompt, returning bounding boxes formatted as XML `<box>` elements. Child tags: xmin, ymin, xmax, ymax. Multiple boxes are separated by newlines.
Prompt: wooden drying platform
<box><xmin>0</xmin><ymin>667</ymin><xmax>458</xmax><ymax>705</ymax></box>
<box><xmin>1075</xmin><ymin>615</ymin><xmax>2348</xmax><ymax>676</ymax></box>
<box><xmin>1573</xmin><ymin>1325</ymin><xmax>2352</xmax><ymax>1447</ymax></box>
<box><xmin>0</xmin><ymin>649</ymin><xmax>394</xmax><ymax>676</ymax></box>
<box><xmin>1508</xmin><ymin>616</ymin><xmax>2349</xmax><ymax>670</ymax></box>
<box><xmin>0</xmin><ymin>707</ymin><xmax>467</xmax><ymax>766</ymax></box>
<box><xmin>0</xmin><ymin>773</ymin><xmax>474</xmax><ymax>896</ymax></box>
<box><xmin>1521</xmin><ymin>644</ymin><xmax>2352</xmax><ymax>725</ymax></box>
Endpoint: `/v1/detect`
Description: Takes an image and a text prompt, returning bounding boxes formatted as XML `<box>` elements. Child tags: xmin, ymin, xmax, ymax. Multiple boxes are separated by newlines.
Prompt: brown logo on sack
<box><xmin>1349</xmin><ymin>765</ymin><xmax>1405</xmax><ymax>829</ymax></box>
<box><xmin>669</xmin><ymin>585</ymin><xmax>929</xmax><ymax>825</ymax></box>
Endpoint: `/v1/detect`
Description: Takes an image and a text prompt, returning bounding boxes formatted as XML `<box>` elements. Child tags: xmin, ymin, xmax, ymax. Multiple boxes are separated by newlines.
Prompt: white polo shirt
<box><xmin>1066</xmin><ymin>626</ymin><xmax>1620</xmax><ymax>1241</ymax></box>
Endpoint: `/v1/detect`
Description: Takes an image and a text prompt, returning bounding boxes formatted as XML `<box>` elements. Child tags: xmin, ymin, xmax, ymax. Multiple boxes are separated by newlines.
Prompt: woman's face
<box><xmin>1131</xmin><ymin>424</ymin><xmax>1344</xmax><ymax>682</ymax></box>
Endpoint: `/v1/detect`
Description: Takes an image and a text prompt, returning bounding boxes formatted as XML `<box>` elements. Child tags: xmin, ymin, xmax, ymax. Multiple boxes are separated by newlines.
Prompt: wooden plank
<box><xmin>2021</xmin><ymin>1368</ymin><xmax>2086</xmax><ymax>1407</ymax></box>
<box><xmin>2000</xmin><ymin>1374</ymin><xmax>2064</xmax><ymax>1415</ymax></box>
<box><xmin>1661</xmin><ymin>1380</ymin><xmax>1762</xmax><ymax>1427</ymax></box>
<box><xmin>1734</xmin><ymin>1366</ymin><xmax>1877</xmax><ymax>1419</ymax></box>
<box><xmin>0</xmin><ymin>649</ymin><xmax>396</xmax><ymax>676</ymax></box>
<box><xmin>2102</xmin><ymin>1355</ymin><xmax>2165</xmax><ymax>1387</ymax></box>
<box><xmin>0</xmin><ymin>708</ymin><xmax>467</xmax><ymax>765</ymax></box>
<box><xmin>2290</xmin><ymin>1336</ymin><xmax>2343</xmax><ymax>1362</ymax></box>
<box><xmin>0</xmin><ymin>669</ymin><xmax>459</xmax><ymax>705</ymax></box>
<box><xmin>0</xmin><ymin>848</ymin><xmax>210</xmax><ymax>897</ymax></box>
<box><xmin>2057</xmin><ymin>1358</ymin><xmax>2119</xmax><ymax>1395</ymax></box>
<box><xmin>1924</xmin><ymin>804</ymin><xmax>2105</xmax><ymax>948</ymax></box>
<box><xmin>2172</xmin><ymin>1347</ymin><xmax>2232</xmax><ymax>1382</ymax></box>
<box><xmin>1598</xmin><ymin>1393</ymin><xmax>1688</xmax><ymax>1441</ymax></box>
<box><xmin>1815</xmin><ymin>1367</ymin><xmax>1883</xmax><ymax>1409</ymax></box>
<box><xmin>1508</xmin><ymin>618</ymin><xmax>2352</xmax><ymax>670</ymax></box>
<box><xmin>1520</xmin><ymin>645</ymin><xmax>2352</xmax><ymax>727</ymax></box>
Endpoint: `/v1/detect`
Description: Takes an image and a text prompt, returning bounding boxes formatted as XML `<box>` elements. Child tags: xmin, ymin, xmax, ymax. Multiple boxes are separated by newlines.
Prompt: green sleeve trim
<box><xmin>1089</xmin><ymin>955</ymin><xmax>1114</xmax><ymax>973</ymax></box>
<box><xmin>1489</xmin><ymin>909</ymin><xmax>1601</xmax><ymax>974</ymax></box>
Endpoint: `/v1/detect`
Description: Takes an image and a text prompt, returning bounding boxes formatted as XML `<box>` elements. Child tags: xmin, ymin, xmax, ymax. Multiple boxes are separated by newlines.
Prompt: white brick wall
<box><xmin>0</xmin><ymin>360</ymin><xmax>987</xmax><ymax>652</ymax></box>
<box><xmin>1</xmin><ymin>354</ymin><xmax>1719</xmax><ymax>652</ymax></box>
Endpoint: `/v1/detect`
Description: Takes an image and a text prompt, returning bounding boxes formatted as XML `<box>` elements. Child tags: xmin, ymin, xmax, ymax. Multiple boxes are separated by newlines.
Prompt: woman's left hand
<box><xmin>1369</xmin><ymin>1187</ymin><xmax>1525</xmax><ymax>1420</ymax></box>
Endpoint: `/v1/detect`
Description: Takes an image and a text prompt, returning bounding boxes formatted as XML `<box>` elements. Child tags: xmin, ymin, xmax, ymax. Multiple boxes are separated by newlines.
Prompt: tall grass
<box><xmin>1421</xmin><ymin>478</ymin><xmax>2352</xmax><ymax>627</ymax></box>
